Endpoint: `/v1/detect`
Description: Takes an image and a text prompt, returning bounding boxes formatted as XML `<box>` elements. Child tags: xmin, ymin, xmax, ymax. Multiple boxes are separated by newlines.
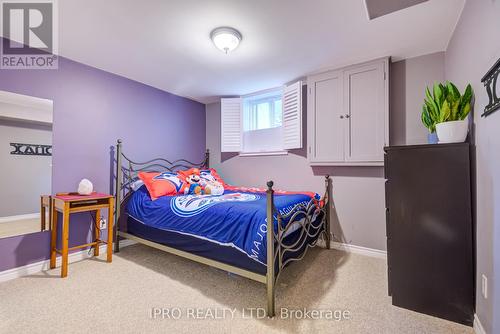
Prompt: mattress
<box><xmin>126</xmin><ymin>186</ymin><xmax>324</xmax><ymax>274</ymax></box>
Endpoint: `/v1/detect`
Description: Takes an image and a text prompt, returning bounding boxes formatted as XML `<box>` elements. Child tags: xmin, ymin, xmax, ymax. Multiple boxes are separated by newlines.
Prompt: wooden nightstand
<box><xmin>49</xmin><ymin>192</ymin><xmax>114</xmax><ymax>278</ymax></box>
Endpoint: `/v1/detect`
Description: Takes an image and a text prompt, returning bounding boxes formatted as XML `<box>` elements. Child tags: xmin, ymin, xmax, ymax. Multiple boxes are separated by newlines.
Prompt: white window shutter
<box><xmin>282</xmin><ymin>81</ymin><xmax>303</xmax><ymax>149</ymax></box>
<box><xmin>220</xmin><ymin>98</ymin><xmax>242</xmax><ymax>152</ymax></box>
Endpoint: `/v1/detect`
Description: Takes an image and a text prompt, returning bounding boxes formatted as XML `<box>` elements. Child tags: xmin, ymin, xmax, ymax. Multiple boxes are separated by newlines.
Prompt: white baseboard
<box><xmin>0</xmin><ymin>240</ymin><xmax>136</xmax><ymax>283</ymax></box>
<box><xmin>474</xmin><ymin>314</ymin><xmax>487</xmax><ymax>334</ymax></box>
<box><xmin>0</xmin><ymin>213</ymin><xmax>40</xmax><ymax>224</ymax></box>
<box><xmin>331</xmin><ymin>241</ymin><xmax>387</xmax><ymax>259</ymax></box>
<box><xmin>119</xmin><ymin>239</ymin><xmax>137</xmax><ymax>248</ymax></box>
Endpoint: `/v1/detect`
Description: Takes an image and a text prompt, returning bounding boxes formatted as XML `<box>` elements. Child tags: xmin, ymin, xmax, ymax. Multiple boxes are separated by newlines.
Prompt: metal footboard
<box><xmin>265</xmin><ymin>176</ymin><xmax>330</xmax><ymax>317</ymax></box>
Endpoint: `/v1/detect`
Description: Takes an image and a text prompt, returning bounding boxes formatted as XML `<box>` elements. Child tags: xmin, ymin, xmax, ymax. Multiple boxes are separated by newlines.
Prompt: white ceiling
<box><xmin>56</xmin><ymin>0</ymin><xmax>464</xmax><ymax>103</ymax></box>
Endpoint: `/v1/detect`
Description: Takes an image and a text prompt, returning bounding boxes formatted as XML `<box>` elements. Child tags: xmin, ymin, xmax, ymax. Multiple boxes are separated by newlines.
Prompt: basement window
<box><xmin>241</xmin><ymin>89</ymin><xmax>285</xmax><ymax>155</ymax></box>
<box><xmin>220</xmin><ymin>81</ymin><xmax>302</xmax><ymax>155</ymax></box>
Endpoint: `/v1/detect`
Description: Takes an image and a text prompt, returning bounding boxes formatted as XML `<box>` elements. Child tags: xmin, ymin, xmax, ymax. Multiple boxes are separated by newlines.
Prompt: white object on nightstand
<box><xmin>78</xmin><ymin>179</ymin><xmax>93</xmax><ymax>195</ymax></box>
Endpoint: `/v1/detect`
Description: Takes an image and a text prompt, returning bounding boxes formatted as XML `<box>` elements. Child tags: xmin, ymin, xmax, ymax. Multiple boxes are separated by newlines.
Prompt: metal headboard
<box><xmin>116</xmin><ymin>139</ymin><xmax>208</xmax><ymax>194</ymax></box>
<box><xmin>113</xmin><ymin>139</ymin><xmax>209</xmax><ymax>249</ymax></box>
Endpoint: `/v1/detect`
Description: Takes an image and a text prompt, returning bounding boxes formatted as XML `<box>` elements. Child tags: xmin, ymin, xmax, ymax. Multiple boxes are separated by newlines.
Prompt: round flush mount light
<box><xmin>210</xmin><ymin>27</ymin><xmax>242</xmax><ymax>54</ymax></box>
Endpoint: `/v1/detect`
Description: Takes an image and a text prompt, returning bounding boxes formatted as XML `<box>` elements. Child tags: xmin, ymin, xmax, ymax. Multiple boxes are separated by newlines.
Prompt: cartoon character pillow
<box><xmin>178</xmin><ymin>168</ymin><xmax>225</xmax><ymax>195</ymax></box>
<box><xmin>138</xmin><ymin>171</ymin><xmax>183</xmax><ymax>200</ymax></box>
<box><xmin>178</xmin><ymin>168</ymin><xmax>203</xmax><ymax>195</ymax></box>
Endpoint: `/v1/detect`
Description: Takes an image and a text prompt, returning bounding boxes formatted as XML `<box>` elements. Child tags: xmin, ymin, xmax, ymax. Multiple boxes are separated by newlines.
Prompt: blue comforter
<box><xmin>127</xmin><ymin>186</ymin><xmax>319</xmax><ymax>265</ymax></box>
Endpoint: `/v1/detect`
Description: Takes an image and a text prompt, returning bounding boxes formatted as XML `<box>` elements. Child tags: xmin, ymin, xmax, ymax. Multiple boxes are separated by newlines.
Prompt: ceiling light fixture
<box><xmin>210</xmin><ymin>27</ymin><xmax>242</xmax><ymax>54</ymax></box>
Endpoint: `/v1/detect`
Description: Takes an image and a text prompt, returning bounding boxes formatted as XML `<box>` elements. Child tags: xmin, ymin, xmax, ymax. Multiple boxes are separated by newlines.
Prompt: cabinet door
<box><xmin>344</xmin><ymin>61</ymin><xmax>387</xmax><ymax>162</ymax></box>
<box><xmin>308</xmin><ymin>70</ymin><xmax>344</xmax><ymax>163</ymax></box>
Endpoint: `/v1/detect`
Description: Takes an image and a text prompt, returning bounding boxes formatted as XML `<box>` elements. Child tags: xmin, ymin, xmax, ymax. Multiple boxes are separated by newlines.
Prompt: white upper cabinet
<box><xmin>308</xmin><ymin>70</ymin><xmax>344</xmax><ymax>163</ymax></box>
<box><xmin>344</xmin><ymin>62</ymin><xmax>387</xmax><ymax>162</ymax></box>
<box><xmin>307</xmin><ymin>58</ymin><xmax>389</xmax><ymax>166</ymax></box>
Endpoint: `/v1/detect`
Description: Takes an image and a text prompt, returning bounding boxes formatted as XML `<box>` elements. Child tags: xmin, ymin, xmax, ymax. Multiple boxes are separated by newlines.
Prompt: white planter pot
<box><xmin>435</xmin><ymin>120</ymin><xmax>469</xmax><ymax>144</ymax></box>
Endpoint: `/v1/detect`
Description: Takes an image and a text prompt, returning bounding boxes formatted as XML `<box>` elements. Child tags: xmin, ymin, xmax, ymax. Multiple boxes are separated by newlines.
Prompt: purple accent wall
<box><xmin>0</xmin><ymin>46</ymin><xmax>205</xmax><ymax>272</ymax></box>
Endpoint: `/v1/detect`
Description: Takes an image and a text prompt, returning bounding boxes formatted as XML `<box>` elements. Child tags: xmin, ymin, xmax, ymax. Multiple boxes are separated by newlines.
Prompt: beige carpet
<box><xmin>0</xmin><ymin>244</ymin><xmax>473</xmax><ymax>334</ymax></box>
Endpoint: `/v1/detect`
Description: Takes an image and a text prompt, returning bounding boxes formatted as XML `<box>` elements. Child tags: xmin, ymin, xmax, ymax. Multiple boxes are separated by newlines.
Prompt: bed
<box><xmin>113</xmin><ymin>139</ymin><xmax>331</xmax><ymax>317</ymax></box>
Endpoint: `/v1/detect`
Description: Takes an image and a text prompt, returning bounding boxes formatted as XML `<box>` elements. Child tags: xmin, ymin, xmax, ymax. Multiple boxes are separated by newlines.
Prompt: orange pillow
<box><xmin>138</xmin><ymin>171</ymin><xmax>183</xmax><ymax>200</ymax></box>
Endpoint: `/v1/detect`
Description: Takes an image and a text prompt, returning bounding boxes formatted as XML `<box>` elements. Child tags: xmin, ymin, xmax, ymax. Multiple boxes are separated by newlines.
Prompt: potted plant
<box><xmin>421</xmin><ymin>81</ymin><xmax>473</xmax><ymax>144</ymax></box>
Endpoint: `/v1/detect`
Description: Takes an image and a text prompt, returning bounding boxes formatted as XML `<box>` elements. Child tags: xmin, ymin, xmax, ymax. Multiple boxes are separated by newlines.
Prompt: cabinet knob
<box><xmin>339</xmin><ymin>115</ymin><xmax>344</xmax><ymax>119</ymax></box>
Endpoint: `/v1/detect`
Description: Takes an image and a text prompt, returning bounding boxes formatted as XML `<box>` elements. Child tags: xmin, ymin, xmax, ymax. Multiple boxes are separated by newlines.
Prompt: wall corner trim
<box><xmin>474</xmin><ymin>314</ymin><xmax>487</xmax><ymax>334</ymax></box>
<box><xmin>0</xmin><ymin>239</ymin><xmax>136</xmax><ymax>283</ymax></box>
<box><xmin>331</xmin><ymin>241</ymin><xmax>387</xmax><ymax>259</ymax></box>
<box><xmin>444</xmin><ymin>0</ymin><xmax>466</xmax><ymax>52</ymax></box>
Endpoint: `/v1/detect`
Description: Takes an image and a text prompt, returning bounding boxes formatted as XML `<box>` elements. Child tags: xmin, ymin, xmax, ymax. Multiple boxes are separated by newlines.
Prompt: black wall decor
<box><xmin>10</xmin><ymin>142</ymin><xmax>52</xmax><ymax>156</ymax></box>
<box><xmin>481</xmin><ymin>57</ymin><xmax>500</xmax><ymax>117</ymax></box>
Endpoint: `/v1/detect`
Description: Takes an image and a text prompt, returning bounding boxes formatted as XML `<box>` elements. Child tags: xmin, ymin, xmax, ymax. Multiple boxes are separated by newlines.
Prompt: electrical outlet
<box><xmin>482</xmin><ymin>274</ymin><xmax>488</xmax><ymax>299</ymax></box>
<box><xmin>99</xmin><ymin>218</ymin><xmax>107</xmax><ymax>230</ymax></box>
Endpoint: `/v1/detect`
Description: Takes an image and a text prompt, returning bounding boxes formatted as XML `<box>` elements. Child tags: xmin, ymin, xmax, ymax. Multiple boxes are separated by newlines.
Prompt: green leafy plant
<box><xmin>421</xmin><ymin>81</ymin><xmax>473</xmax><ymax>133</ymax></box>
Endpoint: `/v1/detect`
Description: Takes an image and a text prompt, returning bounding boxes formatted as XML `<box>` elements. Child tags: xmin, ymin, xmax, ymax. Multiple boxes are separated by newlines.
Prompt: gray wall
<box><xmin>390</xmin><ymin>52</ymin><xmax>445</xmax><ymax>145</ymax></box>
<box><xmin>445</xmin><ymin>1</ymin><xmax>500</xmax><ymax>333</ymax></box>
<box><xmin>205</xmin><ymin>52</ymin><xmax>445</xmax><ymax>251</ymax></box>
<box><xmin>0</xmin><ymin>119</ymin><xmax>52</xmax><ymax>217</ymax></box>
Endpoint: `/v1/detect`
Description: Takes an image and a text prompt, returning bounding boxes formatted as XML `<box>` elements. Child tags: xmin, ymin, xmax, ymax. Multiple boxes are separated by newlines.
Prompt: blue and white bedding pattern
<box><xmin>127</xmin><ymin>186</ymin><xmax>322</xmax><ymax>265</ymax></box>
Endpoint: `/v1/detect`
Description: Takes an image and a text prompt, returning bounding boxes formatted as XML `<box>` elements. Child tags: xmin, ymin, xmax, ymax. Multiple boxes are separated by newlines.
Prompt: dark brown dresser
<box><xmin>384</xmin><ymin>143</ymin><xmax>474</xmax><ymax>326</ymax></box>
